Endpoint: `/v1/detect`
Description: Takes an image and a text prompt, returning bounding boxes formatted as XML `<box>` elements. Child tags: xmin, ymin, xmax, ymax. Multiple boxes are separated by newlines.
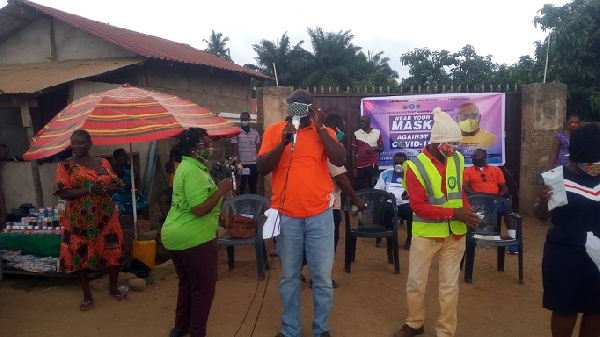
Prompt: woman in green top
<box><xmin>161</xmin><ymin>128</ymin><xmax>233</xmax><ymax>337</ymax></box>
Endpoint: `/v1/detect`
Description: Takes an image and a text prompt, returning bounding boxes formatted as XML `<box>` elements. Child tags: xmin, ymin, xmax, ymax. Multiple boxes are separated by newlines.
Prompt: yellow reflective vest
<box><xmin>405</xmin><ymin>152</ymin><xmax>467</xmax><ymax>237</ymax></box>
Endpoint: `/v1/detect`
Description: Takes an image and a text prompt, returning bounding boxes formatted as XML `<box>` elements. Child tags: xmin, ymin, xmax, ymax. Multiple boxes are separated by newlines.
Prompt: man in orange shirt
<box><xmin>463</xmin><ymin>148</ymin><xmax>517</xmax><ymax>254</ymax></box>
<box><xmin>257</xmin><ymin>89</ymin><xmax>345</xmax><ymax>337</ymax></box>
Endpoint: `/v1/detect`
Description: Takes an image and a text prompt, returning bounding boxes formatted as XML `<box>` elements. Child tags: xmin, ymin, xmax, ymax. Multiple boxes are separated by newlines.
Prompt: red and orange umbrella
<box><xmin>23</xmin><ymin>84</ymin><xmax>240</xmax><ymax>160</ymax></box>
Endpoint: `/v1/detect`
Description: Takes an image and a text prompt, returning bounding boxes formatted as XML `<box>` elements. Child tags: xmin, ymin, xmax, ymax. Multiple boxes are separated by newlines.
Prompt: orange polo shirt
<box><xmin>463</xmin><ymin>164</ymin><xmax>505</xmax><ymax>194</ymax></box>
<box><xmin>258</xmin><ymin>120</ymin><xmax>336</xmax><ymax>218</ymax></box>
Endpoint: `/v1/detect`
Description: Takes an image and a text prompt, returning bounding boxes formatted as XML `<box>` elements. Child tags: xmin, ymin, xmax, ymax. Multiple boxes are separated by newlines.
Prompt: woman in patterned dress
<box><xmin>535</xmin><ymin>124</ymin><xmax>600</xmax><ymax>337</ymax></box>
<box><xmin>54</xmin><ymin>129</ymin><xmax>129</xmax><ymax>311</ymax></box>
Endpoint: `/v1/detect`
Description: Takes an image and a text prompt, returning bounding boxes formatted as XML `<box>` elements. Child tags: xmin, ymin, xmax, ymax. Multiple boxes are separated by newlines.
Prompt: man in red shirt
<box><xmin>463</xmin><ymin>148</ymin><xmax>518</xmax><ymax>254</ymax></box>
<box><xmin>395</xmin><ymin>107</ymin><xmax>480</xmax><ymax>337</ymax></box>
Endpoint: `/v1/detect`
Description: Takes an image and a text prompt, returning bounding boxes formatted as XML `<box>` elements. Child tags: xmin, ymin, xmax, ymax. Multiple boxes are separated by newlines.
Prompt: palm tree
<box><xmin>252</xmin><ymin>33</ymin><xmax>310</xmax><ymax>86</ymax></box>
<box><xmin>203</xmin><ymin>30</ymin><xmax>232</xmax><ymax>61</ymax></box>
<box><xmin>302</xmin><ymin>27</ymin><xmax>363</xmax><ymax>89</ymax></box>
<box><xmin>353</xmin><ymin>50</ymin><xmax>399</xmax><ymax>90</ymax></box>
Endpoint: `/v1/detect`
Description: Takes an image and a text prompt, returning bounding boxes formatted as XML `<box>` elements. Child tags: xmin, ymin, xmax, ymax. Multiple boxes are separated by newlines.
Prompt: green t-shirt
<box><xmin>161</xmin><ymin>156</ymin><xmax>222</xmax><ymax>250</ymax></box>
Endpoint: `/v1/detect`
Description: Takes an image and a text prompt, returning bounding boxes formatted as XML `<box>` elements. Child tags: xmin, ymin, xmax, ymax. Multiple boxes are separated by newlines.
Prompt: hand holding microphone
<box><xmin>291</xmin><ymin>115</ymin><xmax>300</xmax><ymax>150</ymax></box>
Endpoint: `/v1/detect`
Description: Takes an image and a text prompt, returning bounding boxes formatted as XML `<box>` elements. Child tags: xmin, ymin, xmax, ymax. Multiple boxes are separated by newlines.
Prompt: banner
<box><xmin>361</xmin><ymin>93</ymin><xmax>505</xmax><ymax>168</ymax></box>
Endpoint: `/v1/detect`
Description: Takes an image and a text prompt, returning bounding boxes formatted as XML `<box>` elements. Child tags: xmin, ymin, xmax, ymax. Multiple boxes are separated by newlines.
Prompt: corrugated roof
<box><xmin>0</xmin><ymin>58</ymin><xmax>144</xmax><ymax>93</ymax></box>
<box><xmin>3</xmin><ymin>0</ymin><xmax>270</xmax><ymax>80</ymax></box>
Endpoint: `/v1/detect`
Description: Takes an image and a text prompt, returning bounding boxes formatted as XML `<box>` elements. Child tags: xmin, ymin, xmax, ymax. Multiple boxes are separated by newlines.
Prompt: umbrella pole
<box><xmin>130</xmin><ymin>143</ymin><xmax>139</xmax><ymax>241</ymax></box>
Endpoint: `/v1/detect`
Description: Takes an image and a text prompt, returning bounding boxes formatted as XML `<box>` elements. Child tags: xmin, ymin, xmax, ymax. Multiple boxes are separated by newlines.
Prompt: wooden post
<box><xmin>21</xmin><ymin>101</ymin><xmax>44</xmax><ymax>207</ymax></box>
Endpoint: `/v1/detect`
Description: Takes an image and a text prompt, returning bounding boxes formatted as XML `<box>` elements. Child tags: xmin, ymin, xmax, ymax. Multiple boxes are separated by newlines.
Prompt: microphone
<box><xmin>291</xmin><ymin>115</ymin><xmax>300</xmax><ymax>150</ymax></box>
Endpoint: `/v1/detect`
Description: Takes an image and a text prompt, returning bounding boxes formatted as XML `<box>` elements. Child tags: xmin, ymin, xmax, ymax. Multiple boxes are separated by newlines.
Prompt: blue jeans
<box><xmin>278</xmin><ymin>208</ymin><xmax>334</xmax><ymax>337</ymax></box>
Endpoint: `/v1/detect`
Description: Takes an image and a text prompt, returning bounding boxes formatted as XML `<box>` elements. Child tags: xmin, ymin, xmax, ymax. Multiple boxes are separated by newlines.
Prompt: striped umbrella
<box><xmin>23</xmin><ymin>84</ymin><xmax>240</xmax><ymax>160</ymax></box>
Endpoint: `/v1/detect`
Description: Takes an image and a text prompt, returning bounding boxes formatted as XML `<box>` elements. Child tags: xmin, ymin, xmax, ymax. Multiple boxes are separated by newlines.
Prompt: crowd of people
<box><xmin>0</xmin><ymin>91</ymin><xmax>597</xmax><ymax>337</ymax></box>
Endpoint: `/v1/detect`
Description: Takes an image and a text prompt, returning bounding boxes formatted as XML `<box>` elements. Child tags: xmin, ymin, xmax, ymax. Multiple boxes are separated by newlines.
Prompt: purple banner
<box><xmin>361</xmin><ymin>93</ymin><xmax>505</xmax><ymax>168</ymax></box>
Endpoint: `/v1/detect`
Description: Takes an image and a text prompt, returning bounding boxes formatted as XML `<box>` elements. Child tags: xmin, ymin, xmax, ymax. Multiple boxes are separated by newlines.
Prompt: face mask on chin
<box><xmin>195</xmin><ymin>148</ymin><xmax>213</xmax><ymax>161</ymax></box>
<box><xmin>394</xmin><ymin>164</ymin><xmax>404</xmax><ymax>173</ymax></box>
<box><xmin>459</xmin><ymin>119</ymin><xmax>479</xmax><ymax>133</ymax></box>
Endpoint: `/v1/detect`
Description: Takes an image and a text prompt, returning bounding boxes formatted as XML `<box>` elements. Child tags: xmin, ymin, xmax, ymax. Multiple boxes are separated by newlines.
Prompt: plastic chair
<box><xmin>344</xmin><ymin>188</ymin><xmax>400</xmax><ymax>274</ymax></box>
<box><xmin>218</xmin><ymin>194</ymin><xmax>270</xmax><ymax>280</ymax></box>
<box><xmin>463</xmin><ymin>193</ymin><xmax>524</xmax><ymax>284</ymax></box>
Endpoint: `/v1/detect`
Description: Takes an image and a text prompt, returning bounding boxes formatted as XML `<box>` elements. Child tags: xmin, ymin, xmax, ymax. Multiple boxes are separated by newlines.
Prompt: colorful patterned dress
<box><xmin>54</xmin><ymin>159</ymin><xmax>125</xmax><ymax>272</ymax></box>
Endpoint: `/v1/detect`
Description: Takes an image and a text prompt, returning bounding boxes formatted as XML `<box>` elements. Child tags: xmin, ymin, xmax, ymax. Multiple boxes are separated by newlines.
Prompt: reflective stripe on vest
<box><xmin>406</xmin><ymin>152</ymin><xmax>467</xmax><ymax>237</ymax></box>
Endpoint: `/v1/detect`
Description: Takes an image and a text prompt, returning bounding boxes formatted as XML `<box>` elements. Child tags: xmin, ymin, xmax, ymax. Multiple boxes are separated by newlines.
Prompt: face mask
<box><xmin>394</xmin><ymin>164</ymin><xmax>404</xmax><ymax>173</ymax></box>
<box><xmin>438</xmin><ymin>143</ymin><xmax>457</xmax><ymax>158</ymax></box>
<box><xmin>336</xmin><ymin>130</ymin><xmax>345</xmax><ymax>142</ymax></box>
<box><xmin>359</xmin><ymin>121</ymin><xmax>368</xmax><ymax>129</ymax></box>
<box><xmin>568</xmin><ymin>122</ymin><xmax>579</xmax><ymax>130</ymax></box>
<box><xmin>577</xmin><ymin>162</ymin><xmax>600</xmax><ymax>176</ymax></box>
<box><xmin>195</xmin><ymin>148</ymin><xmax>213</xmax><ymax>161</ymax></box>
<box><xmin>288</xmin><ymin>102</ymin><xmax>311</xmax><ymax>117</ymax></box>
<box><xmin>472</xmin><ymin>157</ymin><xmax>486</xmax><ymax>167</ymax></box>
<box><xmin>459</xmin><ymin>119</ymin><xmax>479</xmax><ymax>133</ymax></box>
<box><xmin>241</xmin><ymin>121</ymin><xmax>250</xmax><ymax>127</ymax></box>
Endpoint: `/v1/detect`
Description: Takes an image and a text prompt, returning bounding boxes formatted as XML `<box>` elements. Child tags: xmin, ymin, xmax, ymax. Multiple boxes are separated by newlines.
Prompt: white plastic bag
<box><xmin>541</xmin><ymin>166</ymin><xmax>568</xmax><ymax>211</ymax></box>
<box><xmin>585</xmin><ymin>231</ymin><xmax>600</xmax><ymax>272</ymax></box>
<box><xmin>263</xmin><ymin>208</ymin><xmax>280</xmax><ymax>239</ymax></box>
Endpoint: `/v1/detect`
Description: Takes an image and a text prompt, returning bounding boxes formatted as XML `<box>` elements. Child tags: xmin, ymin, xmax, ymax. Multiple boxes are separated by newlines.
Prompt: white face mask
<box><xmin>394</xmin><ymin>164</ymin><xmax>404</xmax><ymax>173</ymax></box>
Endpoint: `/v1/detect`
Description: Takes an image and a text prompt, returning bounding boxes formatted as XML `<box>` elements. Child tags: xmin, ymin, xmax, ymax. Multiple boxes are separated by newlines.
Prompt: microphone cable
<box><xmin>234</xmin><ymin>124</ymin><xmax>297</xmax><ymax>337</ymax></box>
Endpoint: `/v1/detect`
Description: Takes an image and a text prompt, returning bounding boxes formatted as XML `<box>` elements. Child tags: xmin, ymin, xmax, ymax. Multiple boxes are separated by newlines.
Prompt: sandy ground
<box><xmin>0</xmin><ymin>215</ymin><xmax>562</xmax><ymax>337</ymax></box>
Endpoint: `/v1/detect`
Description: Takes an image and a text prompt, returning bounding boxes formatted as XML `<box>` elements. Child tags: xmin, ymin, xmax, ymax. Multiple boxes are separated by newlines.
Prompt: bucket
<box><xmin>132</xmin><ymin>239</ymin><xmax>156</xmax><ymax>268</ymax></box>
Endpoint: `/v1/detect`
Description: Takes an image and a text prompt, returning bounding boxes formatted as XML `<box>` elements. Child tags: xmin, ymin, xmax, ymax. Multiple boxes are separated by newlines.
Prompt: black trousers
<box><xmin>239</xmin><ymin>164</ymin><xmax>258</xmax><ymax>194</ymax></box>
<box><xmin>376</xmin><ymin>202</ymin><xmax>413</xmax><ymax>246</ymax></box>
<box><xmin>356</xmin><ymin>165</ymin><xmax>379</xmax><ymax>190</ymax></box>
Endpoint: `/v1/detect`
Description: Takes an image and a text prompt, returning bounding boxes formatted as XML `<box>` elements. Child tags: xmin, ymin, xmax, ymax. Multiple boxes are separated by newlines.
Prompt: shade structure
<box><xmin>23</xmin><ymin>84</ymin><xmax>240</xmax><ymax>160</ymax></box>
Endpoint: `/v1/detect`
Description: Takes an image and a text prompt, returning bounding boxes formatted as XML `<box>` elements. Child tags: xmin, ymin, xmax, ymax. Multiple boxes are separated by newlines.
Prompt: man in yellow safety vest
<box><xmin>394</xmin><ymin>107</ymin><xmax>480</xmax><ymax>337</ymax></box>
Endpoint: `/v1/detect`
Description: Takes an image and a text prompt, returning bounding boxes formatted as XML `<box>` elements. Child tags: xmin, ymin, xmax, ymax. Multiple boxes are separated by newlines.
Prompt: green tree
<box><xmin>400</xmin><ymin>48</ymin><xmax>456</xmax><ymax>88</ymax></box>
<box><xmin>203</xmin><ymin>30</ymin><xmax>232</xmax><ymax>61</ymax></box>
<box><xmin>354</xmin><ymin>50</ymin><xmax>399</xmax><ymax>91</ymax></box>
<box><xmin>251</xmin><ymin>33</ymin><xmax>311</xmax><ymax>86</ymax></box>
<box><xmin>451</xmin><ymin>45</ymin><xmax>497</xmax><ymax>87</ymax></box>
<box><xmin>534</xmin><ymin>0</ymin><xmax>600</xmax><ymax>118</ymax></box>
<box><xmin>301</xmin><ymin>27</ymin><xmax>363</xmax><ymax>89</ymax></box>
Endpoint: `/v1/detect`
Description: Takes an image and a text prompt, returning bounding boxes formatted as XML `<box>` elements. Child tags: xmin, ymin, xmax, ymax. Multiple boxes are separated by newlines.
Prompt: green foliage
<box><xmin>203</xmin><ymin>30</ymin><xmax>232</xmax><ymax>62</ymax></box>
<box><xmin>534</xmin><ymin>0</ymin><xmax>600</xmax><ymax>118</ymax></box>
<box><xmin>250</xmin><ymin>28</ymin><xmax>398</xmax><ymax>90</ymax></box>
<box><xmin>400</xmin><ymin>48</ymin><xmax>455</xmax><ymax>87</ymax></box>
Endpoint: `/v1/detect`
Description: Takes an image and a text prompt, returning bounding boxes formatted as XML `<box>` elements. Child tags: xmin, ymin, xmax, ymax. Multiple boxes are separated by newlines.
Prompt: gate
<box><xmin>312</xmin><ymin>92</ymin><xmax>522</xmax><ymax>210</ymax></box>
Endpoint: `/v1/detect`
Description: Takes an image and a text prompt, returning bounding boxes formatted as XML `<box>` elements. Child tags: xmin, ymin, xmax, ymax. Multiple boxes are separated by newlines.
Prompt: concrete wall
<box><xmin>519</xmin><ymin>83</ymin><xmax>567</xmax><ymax>215</ymax></box>
<box><xmin>0</xmin><ymin>108</ymin><xmax>30</xmax><ymax>155</ymax></box>
<box><xmin>256</xmin><ymin>86</ymin><xmax>293</xmax><ymax>198</ymax></box>
<box><xmin>0</xmin><ymin>161</ymin><xmax>58</xmax><ymax>210</ymax></box>
<box><xmin>0</xmin><ymin>17</ymin><xmax>136</xmax><ymax>64</ymax></box>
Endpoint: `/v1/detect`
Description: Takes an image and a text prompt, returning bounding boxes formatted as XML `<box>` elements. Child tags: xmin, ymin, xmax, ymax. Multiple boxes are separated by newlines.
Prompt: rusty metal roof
<box><xmin>0</xmin><ymin>58</ymin><xmax>144</xmax><ymax>94</ymax></box>
<box><xmin>0</xmin><ymin>0</ymin><xmax>270</xmax><ymax>80</ymax></box>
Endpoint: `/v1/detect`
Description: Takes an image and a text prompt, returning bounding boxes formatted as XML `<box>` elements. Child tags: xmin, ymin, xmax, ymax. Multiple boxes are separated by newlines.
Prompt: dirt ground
<box><xmin>0</xmin><ymin>215</ymin><xmax>564</xmax><ymax>337</ymax></box>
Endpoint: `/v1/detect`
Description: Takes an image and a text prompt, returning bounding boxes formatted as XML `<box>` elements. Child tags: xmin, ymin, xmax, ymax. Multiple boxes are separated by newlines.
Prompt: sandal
<box><xmin>79</xmin><ymin>299</ymin><xmax>94</xmax><ymax>311</ymax></box>
<box><xmin>109</xmin><ymin>290</ymin><xmax>130</xmax><ymax>301</ymax></box>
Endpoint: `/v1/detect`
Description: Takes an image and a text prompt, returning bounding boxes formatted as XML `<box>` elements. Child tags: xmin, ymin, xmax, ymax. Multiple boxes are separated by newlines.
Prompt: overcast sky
<box><xmin>2</xmin><ymin>0</ymin><xmax>570</xmax><ymax>79</ymax></box>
